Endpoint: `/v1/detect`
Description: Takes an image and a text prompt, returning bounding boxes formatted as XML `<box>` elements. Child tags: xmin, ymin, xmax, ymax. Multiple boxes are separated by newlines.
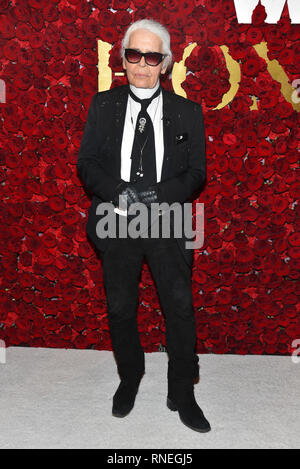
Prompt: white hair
<box><xmin>121</xmin><ymin>19</ymin><xmax>173</xmax><ymax>70</ymax></box>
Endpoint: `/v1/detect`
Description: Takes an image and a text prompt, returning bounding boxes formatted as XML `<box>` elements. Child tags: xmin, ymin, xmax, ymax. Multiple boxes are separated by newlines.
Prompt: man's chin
<box><xmin>131</xmin><ymin>79</ymin><xmax>156</xmax><ymax>89</ymax></box>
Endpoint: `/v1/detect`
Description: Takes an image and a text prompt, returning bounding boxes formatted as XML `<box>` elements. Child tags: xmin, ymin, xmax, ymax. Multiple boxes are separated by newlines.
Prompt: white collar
<box><xmin>129</xmin><ymin>81</ymin><xmax>160</xmax><ymax>100</ymax></box>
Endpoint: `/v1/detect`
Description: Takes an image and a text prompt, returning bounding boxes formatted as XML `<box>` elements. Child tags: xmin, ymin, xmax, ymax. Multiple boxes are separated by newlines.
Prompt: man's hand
<box><xmin>113</xmin><ymin>181</ymin><xmax>140</xmax><ymax>211</ymax></box>
<box><xmin>113</xmin><ymin>182</ymin><xmax>160</xmax><ymax>211</ymax></box>
<box><xmin>138</xmin><ymin>186</ymin><xmax>159</xmax><ymax>208</ymax></box>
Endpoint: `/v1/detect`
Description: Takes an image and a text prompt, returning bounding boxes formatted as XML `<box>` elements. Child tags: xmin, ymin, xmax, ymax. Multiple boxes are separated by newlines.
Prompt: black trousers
<box><xmin>101</xmin><ymin>216</ymin><xmax>199</xmax><ymax>386</ymax></box>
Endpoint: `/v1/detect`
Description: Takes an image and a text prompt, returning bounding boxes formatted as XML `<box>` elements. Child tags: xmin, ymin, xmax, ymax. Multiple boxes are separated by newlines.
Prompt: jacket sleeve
<box><xmin>76</xmin><ymin>93</ymin><xmax>123</xmax><ymax>202</ymax></box>
<box><xmin>155</xmin><ymin>104</ymin><xmax>206</xmax><ymax>205</ymax></box>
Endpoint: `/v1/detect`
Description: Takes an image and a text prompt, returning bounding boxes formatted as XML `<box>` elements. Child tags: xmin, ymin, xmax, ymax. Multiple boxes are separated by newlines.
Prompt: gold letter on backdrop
<box><xmin>213</xmin><ymin>46</ymin><xmax>241</xmax><ymax>110</ymax></box>
<box><xmin>171</xmin><ymin>43</ymin><xmax>241</xmax><ymax>109</ymax></box>
<box><xmin>171</xmin><ymin>42</ymin><xmax>197</xmax><ymax>98</ymax></box>
<box><xmin>97</xmin><ymin>40</ymin><xmax>112</xmax><ymax>92</ymax></box>
<box><xmin>253</xmin><ymin>42</ymin><xmax>300</xmax><ymax>112</ymax></box>
<box><xmin>98</xmin><ymin>40</ymin><xmax>299</xmax><ymax>112</ymax></box>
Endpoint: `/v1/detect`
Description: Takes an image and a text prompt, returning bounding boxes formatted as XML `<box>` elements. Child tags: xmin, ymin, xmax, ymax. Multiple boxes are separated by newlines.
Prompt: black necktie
<box><xmin>129</xmin><ymin>86</ymin><xmax>161</xmax><ymax>190</ymax></box>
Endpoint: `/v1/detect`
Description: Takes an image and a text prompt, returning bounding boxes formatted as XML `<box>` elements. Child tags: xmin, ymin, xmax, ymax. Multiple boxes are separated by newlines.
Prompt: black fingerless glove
<box><xmin>113</xmin><ymin>181</ymin><xmax>140</xmax><ymax>210</ymax></box>
<box><xmin>138</xmin><ymin>186</ymin><xmax>159</xmax><ymax>208</ymax></box>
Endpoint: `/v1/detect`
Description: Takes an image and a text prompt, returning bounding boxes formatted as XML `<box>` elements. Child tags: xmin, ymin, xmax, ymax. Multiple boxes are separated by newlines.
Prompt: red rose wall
<box><xmin>0</xmin><ymin>0</ymin><xmax>299</xmax><ymax>354</ymax></box>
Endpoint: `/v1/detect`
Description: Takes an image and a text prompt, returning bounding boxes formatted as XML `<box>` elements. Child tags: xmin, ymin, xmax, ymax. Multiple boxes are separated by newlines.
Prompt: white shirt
<box><xmin>120</xmin><ymin>81</ymin><xmax>164</xmax><ymax>183</ymax></box>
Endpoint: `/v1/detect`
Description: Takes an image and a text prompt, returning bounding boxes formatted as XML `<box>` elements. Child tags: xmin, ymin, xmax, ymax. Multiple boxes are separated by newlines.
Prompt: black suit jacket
<box><xmin>77</xmin><ymin>84</ymin><xmax>206</xmax><ymax>267</ymax></box>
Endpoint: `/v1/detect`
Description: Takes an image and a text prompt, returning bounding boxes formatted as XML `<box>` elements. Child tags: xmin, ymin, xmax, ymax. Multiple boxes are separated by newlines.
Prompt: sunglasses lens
<box><xmin>125</xmin><ymin>50</ymin><xmax>141</xmax><ymax>63</ymax></box>
<box><xmin>125</xmin><ymin>49</ymin><xmax>164</xmax><ymax>66</ymax></box>
<box><xmin>145</xmin><ymin>53</ymin><xmax>163</xmax><ymax>66</ymax></box>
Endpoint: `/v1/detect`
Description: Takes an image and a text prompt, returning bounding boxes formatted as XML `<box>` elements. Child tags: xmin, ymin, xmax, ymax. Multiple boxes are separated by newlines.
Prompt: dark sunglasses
<box><xmin>125</xmin><ymin>48</ymin><xmax>166</xmax><ymax>67</ymax></box>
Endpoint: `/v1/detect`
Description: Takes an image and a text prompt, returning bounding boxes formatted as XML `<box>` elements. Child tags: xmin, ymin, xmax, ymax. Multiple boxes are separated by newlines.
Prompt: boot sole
<box><xmin>112</xmin><ymin>407</ymin><xmax>133</xmax><ymax>418</ymax></box>
<box><xmin>166</xmin><ymin>398</ymin><xmax>211</xmax><ymax>433</ymax></box>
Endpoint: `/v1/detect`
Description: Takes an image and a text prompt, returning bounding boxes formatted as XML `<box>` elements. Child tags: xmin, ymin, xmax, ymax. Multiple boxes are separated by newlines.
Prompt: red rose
<box><xmin>197</xmin><ymin>46</ymin><xmax>217</xmax><ymax>70</ymax></box>
<box><xmin>228</xmin><ymin>43</ymin><xmax>248</xmax><ymax>60</ymax></box>
<box><xmin>278</xmin><ymin>48</ymin><xmax>294</xmax><ymax>66</ymax></box>
<box><xmin>29</xmin><ymin>9</ymin><xmax>44</xmax><ymax>30</ymax></box>
<box><xmin>208</xmin><ymin>26</ymin><xmax>225</xmax><ymax>45</ymax></box>
<box><xmin>232</xmin><ymin>96</ymin><xmax>252</xmax><ymax>113</ymax></box>
<box><xmin>192</xmin><ymin>26</ymin><xmax>208</xmax><ymax>44</ymax></box>
<box><xmin>132</xmin><ymin>0</ymin><xmax>147</xmax><ymax>6</ymax></box>
<box><xmin>43</xmin><ymin>4</ymin><xmax>59</xmax><ymax>23</ymax></box>
<box><xmin>193</xmin><ymin>5</ymin><xmax>209</xmax><ymax>23</ymax></box>
<box><xmin>169</xmin><ymin>27</ymin><xmax>184</xmax><ymax>46</ymax></box>
<box><xmin>228</xmin><ymin>141</ymin><xmax>247</xmax><ymax>158</ymax></box>
<box><xmin>63</xmin><ymin>186</ymin><xmax>81</xmax><ymax>205</ymax></box>
<box><xmin>99</xmin><ymin>26</ymin><xmax>119</xmax><ymax>44</ymax></box>
<box><xmin>288</xmin><ymin>232</ymin><xmax>300</xmax><ymax>247</ymax></box>
<box><xmin>82</xmin><ymin>18</ymin><xmax>100</xmax><ymax>38</ymax></box>
<box><xmin>182</xmin><ymin>74</ymin><xmax>202</xmax><ymax>95</ymax></box>
<box><xmin>242</xmin><ymin>57</ymin><xmax>262</xmax><ymax>77</ymax></box>
<box><xmin>115</xmin><ymin>10</ymin><xmax>131</xmax><ymax>26</ymax></box>
<box><xmin>48</xmin><ymin>61</ymin><xmax>65</xmax><ymax>79</ymax></box>
<box><xmin>112</xmin><ymin>0</ymin><xmax>130</xmax><ymax>9</ymax></box>
<box><xmin>13</xmin><ymin>4</ymin><xmax>30</xmax><ymax>21</ymax></box>
<box><xmin>244</xmin><ymin>156</ymin><xmax>261</xmax><ymax>175</ymax></box>
<box><xmin>185</xmin><ymin>47</ymin><xmax>201</xmax><ymax>72</ymax></box>
<box><xmin>18</xmin><ymin>250</ymin><xmax>33</xmax><ymax>267</ymax></box>
<box><xmin>73</xmin><ymin>335</ymin><xmax>89</xmax><ymax>349</ymax></box>
<box><xmin>163</xmin><ymin>0</ymin><xmax>179</xmax><ymax>11</ymax></box>
<box><xmin>205</xmin><ymin>82</ymin><xmax>226</xmax><ymax>107</ymax></box>
<box><xmin>13</xmin><ymin>65</ymin><xmax>33</xmax><ymax>90</ymax></box>
<box><xmin>272</xmin><ymin>118</ymin><xmax>288</xmax><ymax>135</ymax></box>
<box><xmin>277</xmin><ymin>101</ymin><xmax>294</xmax><ymax>119</ymax></box>
<box><xmin>246</xmin><ymin>27</ymin><xmax>263</xmax><ymax>44</ymax></box>
<box><xmin>98</xmin><ymin>9</ymin><xmax>115</xmax><ymax>26</ymax></box>
<box><xmin>224</xmin><ymin>29</ymin><xmax>239</xmax><ymax>45</ymax></box>
<box><xmin>227</xmin><ymin>158</ymin><xmax>242</xmax><ymax>175</ymax></box>
<box><xmin>184</xmin><ymin>17</ymin><xmax>201</xmax><ymax>39</ymax></box>
<box><xmin>271</xmin><ymin>196</ymin><xmax>288</xmax><ymax>213</ymax></box>
<box><xmin>75</xmin><ymin>1</ymin><xmax>91</xmax><ymax>19</ymax></box>
<box><xmin>243</xmin><ymin>130</ymin><xmax>258</xmax><ymax>148</ymax></box>
<box><xmin>60</xmin><ymin>7</ymin><xmax>76</xmax><ymax>24</ymax></box>
<box><xmin>93</xmin><ymin>0</ymin><xmax>110</xmax><ymax>8</ymax></box>
<box><xmin>251</xmin><ymin>2</ymin><xmax>267</xmax><ymax>25</ymax></box>
<box><xmin>217</xmin><ymin>290</ymin><xmax>232</xmax><ymax>305</ymax></box>
<box><xmin>259</xmin><ymin>94</ymin><xmax>279</xmax><ymax>109</ymax></box>
<box><xmin>53</xmin><ymin>131</ymin><xmax>69</xmax><ymax>150</ymax></box>
<box><xmin>61</xmin><ymin>24</ymin><xmax>78</xmax><ymax>40</ymax></box>
<box><xmin>267</xmin><ymin>40</ymin><xmax>285</xmax><ymax>60</ymax></box>
<box><xmin>16</xmin><ymin>22</ymin><xmax>33</xmax><ymax>41</ymax></box>
<box><xmin>256</xmin><ymin>73</ymin><xmax>276</xmax><ymax>97</ymax></box>
<box><xmin>219</xmin><ymin>248</ymin><xmax>234</xmax><ymax>265</ymax></box>
<box><xmin>0</xmin><ymin>13</ymin><xmax>16</xmax><ymax>38</ymax></box>
<box><xmin>49</xmin><ymin>85</ymin><xmax>67</xmax><ymax>100</ymax></box>
<box><xmin>85</xmin><ymin>331</ymin><xmax>101</xmax><ymax>345</ymax></box>
<box><xmin>205</xmin><ymin>0</ymin><xmax>220</xmax><ymax>13</ymax></box>
<box><xmin>221</xmin><ymin>0</ymin><xmax>236</xmax><ymax>18</ymax></box>
<box><xmin>256</xmin><ymin>140</ymin><xmax>274</xmax><ymax>157</ymax></box>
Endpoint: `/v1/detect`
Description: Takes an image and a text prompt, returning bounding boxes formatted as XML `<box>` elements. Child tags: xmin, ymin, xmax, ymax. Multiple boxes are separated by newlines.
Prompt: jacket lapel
<box><xmin>113</xmin><ymin>85</ymin><xmax>129</xmax><ymax>179</ymax></box>
<box><xmin>161</xmin><ymin>87</ymin><xmax>175</xmax><ymax>181</ymax></box>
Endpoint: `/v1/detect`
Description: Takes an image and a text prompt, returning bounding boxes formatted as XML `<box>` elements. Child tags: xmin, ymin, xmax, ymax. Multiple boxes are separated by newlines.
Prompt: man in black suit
<box><xmin>77</xmin><ymin>19</ymin><xmax>210</xmax><ymax>433</ymax></box>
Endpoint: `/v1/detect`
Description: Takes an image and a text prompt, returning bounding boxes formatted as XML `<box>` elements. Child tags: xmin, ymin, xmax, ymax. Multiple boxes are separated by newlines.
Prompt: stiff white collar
<box><xmin>129</xmin><ymin>81</ymin><xmax>160</xmax><ymax>100</ymax></box>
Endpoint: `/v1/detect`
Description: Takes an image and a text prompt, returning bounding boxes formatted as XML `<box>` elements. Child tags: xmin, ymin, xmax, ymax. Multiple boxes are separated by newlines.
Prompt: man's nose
<box><xmin>139</xmin><ymin>56</ymin><xmax>147</xmax><ymax>67</ymax></box>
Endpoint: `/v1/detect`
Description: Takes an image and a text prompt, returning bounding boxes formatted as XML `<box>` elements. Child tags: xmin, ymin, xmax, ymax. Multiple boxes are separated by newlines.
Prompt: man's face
<box><xmin>123</xmin><ymin>28</ymin><xmax>167</xmax><ymax>89</ymax></box>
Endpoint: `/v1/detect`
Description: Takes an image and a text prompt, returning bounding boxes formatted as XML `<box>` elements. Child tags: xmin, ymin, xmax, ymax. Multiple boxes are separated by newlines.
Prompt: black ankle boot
<box><xmin>167</xmin><ymin>385</ymin><xmax>211</xmax><ymax>433</ymax></box>
<box><xmin>112</xmin><ymin>378</ymin><xmax>142</xmax><ymax>418</ymax></box>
